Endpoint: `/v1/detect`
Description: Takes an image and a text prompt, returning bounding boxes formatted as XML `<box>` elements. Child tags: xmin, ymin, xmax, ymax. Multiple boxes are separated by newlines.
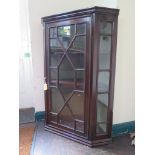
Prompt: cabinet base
<box><xmin>45</xmin><ymin>124</ymin><xmax>112</xmax><ymax>147</ymax></box>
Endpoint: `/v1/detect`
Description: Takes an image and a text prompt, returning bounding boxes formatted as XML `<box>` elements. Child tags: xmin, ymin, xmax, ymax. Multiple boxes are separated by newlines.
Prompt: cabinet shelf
<box><xmin>99</xmin><ymin>33</ymin><xmax>112</xmax><ymax>36</ymax></box>
<box><xmin>50</xmin><ymin>48</ymin><xmax>84</xmax><ymax>53</ymax></box>
<box><xmin>50</xmin><ymin>80</ymin><xmax>84</xmax><ymax>86</ymax></box>
<box><xmin>98</xmin><ymin>91</ymin><xmax>109</xmax><ymax>94</ymax></box>
<box><xmin>99</xmin><ymin>69</ymin><xmax>110</xmax><ymax>72</ymax></box>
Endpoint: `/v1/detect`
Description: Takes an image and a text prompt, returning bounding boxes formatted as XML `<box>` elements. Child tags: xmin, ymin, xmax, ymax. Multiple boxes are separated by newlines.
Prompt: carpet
<box><xmin>19</xmin><ymin>126</ymin><xmax>35</xmax><ymax>155</ymax></box>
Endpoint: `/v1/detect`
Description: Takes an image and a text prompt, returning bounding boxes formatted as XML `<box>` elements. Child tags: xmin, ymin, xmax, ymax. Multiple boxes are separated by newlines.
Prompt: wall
<box><xmin>27</xmin><ymin>0</ymin><xmax>135</xmax><ymax>124</ymax></box>
<box><xmin>95</xmin><ymin>0</ymin><xmax>117</xmax><ymax>8</ymax></box>
<box><xmin>19</xmin><ymin>0</ymin><xmax>34</xmax><ymax>108</ymax></box>
<box><xmin>113</xmin><ymin>0</ymin><xmax>135</xmax><ymax>124</ymax></box>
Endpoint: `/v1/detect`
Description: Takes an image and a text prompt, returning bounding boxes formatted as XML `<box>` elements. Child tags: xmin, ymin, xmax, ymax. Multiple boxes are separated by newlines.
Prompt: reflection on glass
<box><xmin>68</xmin><ymin>92</ymin><xmax>84</xmax><ymax>120</ymax></box>
<box><xmin>59</xmin><ymin>56</ymin><xmax>74</xmax><ymax>100</ymax></box>
<box><xmin>58</xmin><ymin>25</ymin><xmax>75</xmax><ymax>48</ymax></box>
<box><xmin>50</xmin><ymin>39</ymin><xmax>61</xmax><ymax>48</ymax></box>
<box><xmin>76</xmin><ymin>70</ymin><xmax>84</xmax><ymax>90</ymax></box>
<box><xmin>98</xmin><ymin>72</ymin><xmax>110</xmax><ymax>92</ymax></box>
<box><xmin>50</xmin><ymin>27</ymin><xmax>57</xmax><ymax>38</ymax></box>
<box><xmin>58</xmin><ymin>25</ymin><xmax>74</xmax><ymax>36</ymax></box>
<box><xmin>59</xmin><ymin>85</ymin><xmax>73</xmax><ymax>101</ymax></box>
<box><xmin>97</xmin><ymin>94</ymin><xmax>108</xmax><ymax>107</ymax></box>
<box><xmin>50</xmin><ymin>52</ymin><xmax>63</xmax><ymax>67</ymax></box>
<box><xmin>51</xmin><ymin>88</ymin><xmax>64</xmax><ymax>113</ymax></box>
<box><xmin>50</xmin><ymin>69</ymin><xmax>57</xmax><ymax>84</ymax></box>
<box><xmin>59</xmin><ymin>106</ymin><xmax>74</xmax><ymax>129</ymax></box>
<box><xmin>96</xmin><ymin>22</ymin><xmax>112</xmax><ymax>135</ymax></box>
<box><xmin>77</xmin><ymin>23</ymin><xmax>86</xmax><ymax>34</ymax></box>
<box><xmin>49</xmin><ymin>23</ymin><xmax>86</xmax><ymax>131</ymax></box>
<box><xmin>59</xmin><ymin>56</ymin><xmax>74</xmax><ymax>82</ymax></box>
<box><xmin>99</xmin><ymin>35</ymin><xmax>111</xmax><ymax>70</ymax></box>
<box><xmin>76</xmin><ymin>121</ymin><xmax>84</xmax><ymax>133</ymax></box>
<box><xmin>99</xmin><ymin>36</ymin><xmax>111</xmax><ymax>53</ymax></box>
<box><xmin>71</xmin><ymin>36</ymin><xmax>86</xmax><ymax>51</ymax></box>
<box><xmin>100</xmin><ymin>22</ymin><xmax>112</xmax><ymax>34</ymax></box>
<box><xmin>99</xmin><ymin>53</ymin><xmax>110</xmax><ymax>70</ymax></box>
<box><xmin>51</xmin><ymin>114</ymin><xmax>57</xmax><ymax>123</ymax></box>
<box><xmin>96</xmin><ymin>94</ymin><xmax>108</xmax><ymax>134</ymax></box>
<box><xmin>68</xmin><ymin>53</ymin><xmax>84</xmax><ymax>68</ymax></box>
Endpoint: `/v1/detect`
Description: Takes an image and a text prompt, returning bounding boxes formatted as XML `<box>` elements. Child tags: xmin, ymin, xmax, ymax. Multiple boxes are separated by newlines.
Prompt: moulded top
<box><xmin>42</xmin><ymin>6</ymin><xmax>119</xmax><ymax>24</ymax></box>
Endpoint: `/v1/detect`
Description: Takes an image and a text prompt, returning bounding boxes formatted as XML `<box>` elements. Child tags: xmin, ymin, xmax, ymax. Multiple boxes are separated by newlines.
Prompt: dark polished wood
<box><xmin>42</xmin><ymin>6</ymin><xmax>119</xmax><ymax>23</ymax></box>
<box><xmin>42</xmin><ymin>6</ymin><xmax>119</xmax><ymax>147</ymax></box>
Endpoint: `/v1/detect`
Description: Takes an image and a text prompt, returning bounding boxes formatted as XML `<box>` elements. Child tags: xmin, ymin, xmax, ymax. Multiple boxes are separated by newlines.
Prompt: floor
<box><xmin>30</xmin><ymin>121</ymin><xmax>135</xmax><ymax>155</ymax></box>
<box><xmin>19</xmin><ymin>124</ymin><xmax>35</xmax><ymax>155</ymax></box>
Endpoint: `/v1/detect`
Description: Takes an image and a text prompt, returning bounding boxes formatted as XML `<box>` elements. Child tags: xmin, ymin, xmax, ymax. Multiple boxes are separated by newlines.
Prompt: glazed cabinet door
<box><xmin>96</xmin><ymin>20</ymin><xmax>113</xmax><ymax>136</ymax></box>
<box><xmin>93</xmin><ymin>14</ymin><xmax>118</xmax><ymax>139</ymax></box>
<box><xmin>44</xmin><ymin>17</ymin><xmax>91</xmax><ymax>137</ymax></box>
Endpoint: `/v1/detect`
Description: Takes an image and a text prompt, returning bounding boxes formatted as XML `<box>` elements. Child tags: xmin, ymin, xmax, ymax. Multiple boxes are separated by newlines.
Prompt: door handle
<box><xmin>44</xmin><ymin>82</ymin><xmax>48</xmax><ymax>91</ymax></box>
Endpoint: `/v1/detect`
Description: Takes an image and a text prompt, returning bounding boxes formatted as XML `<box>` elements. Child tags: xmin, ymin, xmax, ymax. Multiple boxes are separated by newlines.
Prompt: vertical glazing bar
<box><xmin>74</xmin><ymin>71</ymin><xmax>77</xmax><ymax>89</ymax></box>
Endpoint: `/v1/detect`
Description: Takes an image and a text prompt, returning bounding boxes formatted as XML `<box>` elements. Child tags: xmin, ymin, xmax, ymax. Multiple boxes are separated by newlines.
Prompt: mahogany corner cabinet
<box><xmin>42</xmin><ymin>6</ymin><xmax>119</xmax><ymax>147</ymax></box>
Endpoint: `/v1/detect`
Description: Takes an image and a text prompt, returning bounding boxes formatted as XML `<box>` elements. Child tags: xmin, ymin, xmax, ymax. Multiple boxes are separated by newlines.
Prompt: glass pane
<box><xmin>99</xmin><ymin>53</ymin><xmax>110</xmax><ymax>70</ymax></box>
<box><xmin>76</xmin><ymin>23</ymin><xmax>86</xmax><ymax>34</ymax></box>
<box><xmin>50</xmin><ymin>69</ymin><xmax>57</xmax><ymax>85</ymax></box>
<box><xmin>100</xmin><ymin>22</ymin><xmax>112</xmax><ymax>34</ymax></box>
<box><xmin>99</xmin><ymin>24</ymin><xmax>112</xmax><ymax>69</ymax></box>
<box><xmin>68</xmin><ymin>92</ymin><xmax>84</xmax><ymax>120</ymax></box>
<box><xmin>98</xmin><ymin>72</ymin><xmax>110</xmax><ymax>92</ymax></box>
<box><xmin>68</xmin><ymin>53</ymin><xmax>84</xmax><ymax>69</ymax></box>
<box><xmin>59</xmin><ymin>56</ymin><xmax>74</xmax><ymax>100</ymax></box>
<box><xmin>96</xmin><ymin>21</ymin><xmax>112</xmax><ymax>136</ymax></box>
<box><xmin>97</xmin><ymin>94</ymin><xmax>108</xmax><ymax>107</ymax></box>
<box><xmin>58</xmin><ymin>25</ymin><xmax>75</xmax><ymax>48</ymax></box>
<box><xmin>59</xmin><ymin>56</ymin><xmax>74</xmax><ymax>82</ymax></box>
<box><xmin>51</xmin><ymin>88</ymin><xmax>64</xmax><ymax>113</ymax></box>
<box><xmin>76</xmin><ymin>70</ymin><xmax>84</xmax><ymax>90</ymax></box>
<box><xmin>51</xmin><ymin>114</ymin><xmax>57</xmax><ymax>123</ymax></box>
<box><xmin>96</xmin><ymin>94</ymin><xmax>108</xmax><ymax>134</ymax></box>
<box><xmin>59</xmin><ymin>85</ymin><xmax>73</xmax><ymax>101</ymax></box>
<box><xmin>50</xmin><ymin>27</ymin><xmax>57</xmax><ymax>38</ymax></box>
<box><xmin>99</xmin><ymin>36</ymin><xmax>111</xmax><ymax>53</ymax></box>
<box><xmin>50</xmin><ymin>39</ymin><xmax>61</xmax><ymax>48</ymax></box>
<box><xmin>50</xmin><ymin>52</ymin><xmax>63</xmax><ymax>67</ymax></box>
<box><xmin>59</xmin><ymin>106</ymin><xmax>74</xmax><ymax>129</ymax></box>
<box><xmin>76</xmin><ymin>121</ymin><xmax>84</xmax><ymax>133</ymax></box>
<box><xmin>71</xmin><ymin>36</ymin><xmax>86</xmax><ymax>51</ymax></box>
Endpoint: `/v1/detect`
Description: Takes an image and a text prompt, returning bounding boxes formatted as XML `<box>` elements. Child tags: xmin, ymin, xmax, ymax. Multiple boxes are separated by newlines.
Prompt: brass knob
<box><xmin>44</xmin><ymin>83</ymin><xmax>48</xmax><ymax>90</ymax></box>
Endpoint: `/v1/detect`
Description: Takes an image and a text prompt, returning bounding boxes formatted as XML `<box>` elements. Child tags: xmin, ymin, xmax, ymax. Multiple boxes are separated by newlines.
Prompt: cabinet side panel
<box><xmin>90</xmin><ymin>13</ymin><xmax>119</xmax><ymax>140</ymax></box>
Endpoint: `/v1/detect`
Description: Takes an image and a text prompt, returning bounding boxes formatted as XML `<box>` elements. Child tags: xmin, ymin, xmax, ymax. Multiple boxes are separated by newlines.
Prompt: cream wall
<box><xmin>28</xmin><ymin>0</ymin><xmax>135</xmax><ymax>124</ymax></box>
<box><xmin>19</xmin><ymin>0</ymin><xmax>34</xmax><ymax>108</ymax></box>
<box><xmin>113</xmin><ymin>0</ymin><xmax>135</xmax><ymax>124</ymax></box>
<box><xmin>95</xmin><ymin>0</ymin><xmax>117</xmax><ymax>8</ymax></box>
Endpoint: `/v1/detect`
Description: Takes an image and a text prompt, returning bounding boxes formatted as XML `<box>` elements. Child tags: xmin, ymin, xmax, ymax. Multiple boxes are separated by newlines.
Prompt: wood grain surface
<box><xmin>19</xmin><ymin>126</ymin><xmax>35</xmax><ymax>155</ymax></box>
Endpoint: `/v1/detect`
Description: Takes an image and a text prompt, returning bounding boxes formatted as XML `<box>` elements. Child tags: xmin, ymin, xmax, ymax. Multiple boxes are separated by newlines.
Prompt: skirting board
<box><xmin>112</xmin><ymin>121</ymin><xmax>135</xmax><ymax>137</ymax></box>
<box><xmin>35</xmin><ymin>111</ymin><xmax>135</xmax><ymax>137</ymax></box>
